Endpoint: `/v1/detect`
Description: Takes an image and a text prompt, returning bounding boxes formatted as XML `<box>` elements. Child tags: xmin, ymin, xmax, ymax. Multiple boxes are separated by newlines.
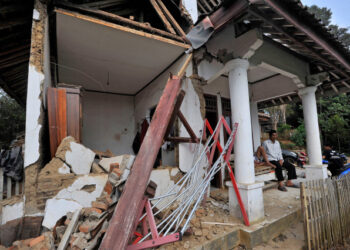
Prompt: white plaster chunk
<box><xmin>24</xmin><ymin>65</ymin><xmax>44</xmax><ymax>168</ymax></box>
<box><xmin>42</xmin><ymin>174</ymin><xmax>108</xmax><ymax>229</ymax></box>
<box><xmin>99</xmin><ymin>154</ymin><xmax>135</xmax><ymax>172</ymax></box>
<box><xmin>2</xmin><ymin>201</ymin><xmax>24</xmax><ymax>225</ymax></box>
<box><xmin>42</xmin><ymin>199</ymin><xmax>82</xmax><ymax>230</ymax></box>
<box><xmin>170</xmin><ymin>168</ymin><xmax>179</xmax><ymax>177</ymax></box>
<box><xmin>150</xmin><ymin>169</ymin><xmax>179</xmax><ymax>208</ymax></box>
<box><xmin>33</xmin><ymin>9</ymin><xmax>40</xmax><ymax>21</ymax></box>
<box><xmin>55</xmin><ymin>174</ymin><xmax>108</xmax><ymax>207</ymax></box>
<box><xmin>58</xmin><ymin>164</ymin><xmax>71</xmax><ymax>174</ymax></box>
<box><xmin>66</xmin><ymin>142</ymin><xmax>95</xmax><ymax>174</ymax></box>
<box><xmin>56</xmin><ymin>137</ymin><xmax>95</xmax><ymax>175</ymax></box>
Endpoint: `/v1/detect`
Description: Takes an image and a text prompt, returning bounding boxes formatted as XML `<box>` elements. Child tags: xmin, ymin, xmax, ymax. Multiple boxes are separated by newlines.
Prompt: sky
<box><xmin>301</xmin><ymin>0</ymin><xmax>350</xmax><ymax>28</ymax></box>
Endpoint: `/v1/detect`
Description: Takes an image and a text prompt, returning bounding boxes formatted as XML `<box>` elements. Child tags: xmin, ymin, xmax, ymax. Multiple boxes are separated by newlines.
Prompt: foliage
<box><xmin>0</xmin><ymin>90</ymin><xmax>25</xmax><ymax>149</ymax></box>
<box><xmin>307</xmin><ymin>5</ymin><xmax>350</xmax><ymax>50</ymax></box>
<box><xmin>280</xmin><ymin>142</ymin><xmax>296</xmax><ymax>150</ymax></box>
<box><xmin>318</xmin><ymin>94</ymin><xmax>350</xmax><ymax>151</ymax></box>
<box><xmin>277</xmin><ymin>123</ymin><xmax>291</xmax><ymax>139</ymax></box>
<box><xmin>291</xmin><ymin>123</ymin><xmax>306</xmax><ymax>147</ymax></box>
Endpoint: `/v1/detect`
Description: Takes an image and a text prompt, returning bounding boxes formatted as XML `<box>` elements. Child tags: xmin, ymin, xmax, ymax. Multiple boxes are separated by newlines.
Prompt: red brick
<box><xmin>92</xmin><ymin>201</ymin><xmax>108</xmax><ymax>211</ymax></box>
<box><xmin>79</xmin><ymin>224</ymin><xmax>90</xmax><ymax>233</ymax></box>
<box><xmin>104</xmin><ymin>181</ymin><xmax>113</xmax><ymax>195</ymax></box>
<box><xmin>85</xmin><ymin>207</ymin><xmax>102</xmax><ymax>215</ymax></box>
<box><xmin>112</xmin><ymin>168</ymin><xmax>123</xmax><ymax>177</ymax></box>
<box><xmin>29</xmin><ymin>235</ymin><xmax>45</xmax><ymax>247</ymax></box>
<box><xmin>109</xmin><ymin>163</ymin><xmax>119</xmax><ymax>173</ymax></box>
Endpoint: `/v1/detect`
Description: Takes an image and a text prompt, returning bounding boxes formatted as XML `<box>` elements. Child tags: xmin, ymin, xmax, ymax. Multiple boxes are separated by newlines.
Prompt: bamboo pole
<box><xmin>301</xmin><ymin>182</ymin><xmax>311</xmax><ymax>250</ymax></box>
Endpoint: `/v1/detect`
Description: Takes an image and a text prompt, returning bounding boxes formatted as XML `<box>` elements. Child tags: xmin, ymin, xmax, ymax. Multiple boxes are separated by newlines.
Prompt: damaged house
<box><xmin>1</xmin><ymin>0</ymin><xmax>350</xmax><ymax>249</ymax></box>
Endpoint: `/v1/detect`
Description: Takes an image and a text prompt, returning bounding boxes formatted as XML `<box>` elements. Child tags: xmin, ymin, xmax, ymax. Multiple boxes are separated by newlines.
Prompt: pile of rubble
<box><xmin>0</xmin><ymin>136</ymin><xmax>138</xmax><ymax>249</ymax></box>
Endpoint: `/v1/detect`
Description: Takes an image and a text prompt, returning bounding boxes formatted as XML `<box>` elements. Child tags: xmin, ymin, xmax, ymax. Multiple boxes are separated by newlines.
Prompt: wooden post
<box><xmin>100</xmin><ymin>76</ymin><xmax>183</xmax><ymax>250</ymax></box>
<box><xmin>0</xmin><ymin>168</ymin><xmax>3</xmax><ymax>200</ymax></box>
<box><xmin>301</xmin><ymin>182</ymin><xmax>311</xmax><ymax>250</ymax></box>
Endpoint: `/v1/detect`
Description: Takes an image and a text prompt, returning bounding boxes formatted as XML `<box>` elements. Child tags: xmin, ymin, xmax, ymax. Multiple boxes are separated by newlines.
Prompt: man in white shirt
<box><xmin>262</xmin><ymin>130</ymin><xmax>297</xmax><ymax>191</ymax></box>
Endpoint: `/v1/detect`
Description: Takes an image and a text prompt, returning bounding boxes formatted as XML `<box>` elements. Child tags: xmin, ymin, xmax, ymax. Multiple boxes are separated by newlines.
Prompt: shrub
<box><xmin>278</xmin><ymin>124</ymin><xmax>292</xmax><ymax>139</ymax></box>
<box><xmin>291</xmin><ymin>124</ymin><xmax>306</xmax><ymax>147</ymax></box>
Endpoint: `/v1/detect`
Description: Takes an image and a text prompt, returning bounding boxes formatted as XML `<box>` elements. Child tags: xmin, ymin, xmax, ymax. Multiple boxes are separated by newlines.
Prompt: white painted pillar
<box><xmin>250</xmin><ymin>101</ymin><xmax>261</xmax><ymax>152</ymax></box>
<box><xmin>216</xmin><ymin>92</ymin><xmax>225</xmax><ymax>188</ymax></box>
<box><xmin>225</xmin><ymin>59</ymin><xmax>264</xmax><ymax>223</ymax></box>
<box><xmin>227</xmin><ymin>59</ymin><xmax>255</xmax><ymax>184</ymax></box>
<box><xmin>299</xmin><ymin>86</ymin><xmax>327</xmax><ymax>179</ymax></box>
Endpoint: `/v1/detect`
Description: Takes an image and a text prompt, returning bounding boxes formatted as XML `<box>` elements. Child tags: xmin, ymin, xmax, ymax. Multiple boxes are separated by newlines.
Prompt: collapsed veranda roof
<box><xmin>2</xmin><ymin>0</ymin><xmax>350</xmax><ymax>106</ymax></box>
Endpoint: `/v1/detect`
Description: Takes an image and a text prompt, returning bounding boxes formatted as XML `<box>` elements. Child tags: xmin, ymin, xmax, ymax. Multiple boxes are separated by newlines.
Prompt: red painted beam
<box><xmin>100</xmin><ymin>76</ymin><xmax>182</xmax><ymax>250</ymax></box>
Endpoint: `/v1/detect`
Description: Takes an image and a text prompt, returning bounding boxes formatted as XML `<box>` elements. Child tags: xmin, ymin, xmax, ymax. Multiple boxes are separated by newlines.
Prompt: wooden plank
<box><xmin>47</xmin><ymin>88</ymin><xmax>67</xmax><ymax>158</ymax></box>
<box><xmin>166</xmin><ymin>137</ymin><xmax>197</xmax><ymax>143</ymax></box>
<box><xmin>307</xmin><ymin>181</ymin><xmax>316</xmax><ymax>249</ymax></box>
<box><xmin>57</xmin><ymin>209</ymin><xmax>81</xmax><ymax>250</ymax></box>
<box><xmin>100</xmin><ymin>76</ymin><xmax>183</xmax><ymax>250</ymax></box>
<box><xmin>54</xmin><ymin>8</ymin><xmax>189</xmax><ymax>48</ymax></box>
<box><xmin>301</xmin><ymin>182</ymin><xmax>311</xmax><ymax>250</ymax></box>
<box><xmin>65</xmin><ymin>88</ymin><xmax>82</xmax><ymax>142</ymax></box>
<box><xmin>164</xmin><ymin>90</ymin><xmax>185</xmax><ymax>140</ymax></box>
<box><xmin>177</xmin><ymin>111</ymin><xmax>198</xmax><ymax>142</ymax></box>
<box><xmin>150</xmin><ymin>0</ymin><xmax>176</xmax><ymax>34</ymax></box>
<box><xmin>156</xmin><ymin>0</ymin><xmax>187</xmax><ymax>37</ymax></box>
<box><xmin>0</xmin><ymin>168</ymin><xmax>3</xmax><ymax>200</ymax></box>
<box><xmin>7</xmin><ymin>177</ymin><xmax>12</xmax><ymax>199</ymax></box>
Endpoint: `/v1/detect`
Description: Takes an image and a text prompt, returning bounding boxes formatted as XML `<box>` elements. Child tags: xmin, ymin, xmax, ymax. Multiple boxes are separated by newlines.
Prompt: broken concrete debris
<box><xmin>55</xmin><ymin>136</ymin><xmax>95</xmax><ymax>175</ymax></box>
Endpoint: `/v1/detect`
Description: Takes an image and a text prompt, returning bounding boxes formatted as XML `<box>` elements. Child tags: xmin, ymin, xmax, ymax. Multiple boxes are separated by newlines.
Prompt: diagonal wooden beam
<box><xmin>100</xmin><ymin>76</ymin><xmax>182</xmax><ymax>250</ymax></box>
<box><xmin>164</xmin><ymin>89</ymin><xmax>185</xmax><ymax>139</ymax></box>
<box><xmin>156</xmin><ymin>0</ymin><xmax>187</xmax><ymax>37</ymax></box>
<box><xmin>149</xmin><ymin>0</ymin><xmax>176</xmax><ymax>34</ymax></box>
<box><xmin>177</xmin><ymin>110</ymin><xmax>198</xmax><ymax>142</ymax></box>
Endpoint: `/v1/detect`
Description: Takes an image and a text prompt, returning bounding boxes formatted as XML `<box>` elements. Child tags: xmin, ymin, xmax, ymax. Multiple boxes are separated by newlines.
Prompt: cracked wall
<box><xmin>24</xmin><ymin>0</ymin><xmax>52</xmax><ymax>215</ymax></box>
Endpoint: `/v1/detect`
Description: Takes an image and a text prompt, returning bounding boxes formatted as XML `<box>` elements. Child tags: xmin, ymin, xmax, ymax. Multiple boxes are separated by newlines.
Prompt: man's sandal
<box><xmin>278</xmin><ymin>186</ymin><xmax>288</xmax><ymax>192</ymax></box>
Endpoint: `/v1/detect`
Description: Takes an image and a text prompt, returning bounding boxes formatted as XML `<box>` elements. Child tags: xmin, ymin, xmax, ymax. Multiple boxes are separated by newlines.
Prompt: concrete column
<box><xmin>227</xmin><ymin>59</ymin><xmax>255</xmax><ymax>184</ymax></box>
<box><xmin>216</xmin><ymin>92</ymin><xmax>225</xmax><ymax>188</ymax></box>
<box><xmin>299</xmin><ymin>86</ymin><xmax>327</xmax><ymax>180</ymax></box>
<box><xmin>226</xmin><ymin>59</ymin><xmax>264</xmax><ymax>223</ymax></box>
<box><xmin>250</xmin><ymin>101</ymin><xmax>261</xmax><ymax>152</ymax></box>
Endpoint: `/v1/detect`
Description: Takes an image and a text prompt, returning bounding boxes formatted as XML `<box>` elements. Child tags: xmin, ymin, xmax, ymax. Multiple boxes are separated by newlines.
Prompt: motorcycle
<box><xmin>282</xmin><ymin>149</ymin><xmax>306</xmax><ymax>168</ymax></box>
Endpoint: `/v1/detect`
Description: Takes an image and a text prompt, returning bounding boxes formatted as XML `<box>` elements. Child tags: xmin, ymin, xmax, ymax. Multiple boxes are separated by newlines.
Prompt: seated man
<box><xmin>262</xmin><ymin>130</ymin><xmax>297</xmax><ymax>191</ymax></box>
<box><xmin>254</xmin><ymin>146</ymin><xmax>276</xmax><ymax>168</ymax></box>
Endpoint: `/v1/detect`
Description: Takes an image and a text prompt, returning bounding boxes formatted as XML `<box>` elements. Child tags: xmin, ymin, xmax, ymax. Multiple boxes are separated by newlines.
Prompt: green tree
<box><xmin>307</xmin><ymin>5</ymin><xmax>350</xmax><ymax>49</ymax></box>
<box><xmin>0</xmin><ymin>90</ymin><xmax>25</xmax><ymax>149</ymax></box>
<box><xmin>318</xmin><ymin>94</ymin><xmax>350</xmax><ymax>152</ymax></box>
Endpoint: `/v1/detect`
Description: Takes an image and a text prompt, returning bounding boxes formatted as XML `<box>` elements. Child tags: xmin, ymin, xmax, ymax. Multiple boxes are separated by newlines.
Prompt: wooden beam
<box><xmin>177</xmin><ymin>111</ymin><xmax>198</xmax><ymax>141</ymax></box>
<box><xmin>57</xmin><ymin>209</ymin><xmax>81</xmax><ymax>250</ymax></box>
<box><xmin>150</xmin><ymin>0</ymin><xmax>176</xmax><ymax>34</ymax></box>
<box><xmin>55</xmin><ymin>5</ymin><xmax>188</xmax><ymax>45</ymax></box>
<box><xmin>100</xmin><ymin>76</ymin><xmax>183</xmax><ymax>250</ymax></box>
<box><xmin>166</xmin><ymin>137</ymin><xmax>197</xmax><ymax>143</ymax></box>
<box><xmin>164</xmin><ymin>90</ymin><xmax>185</xmax><ymax>139</ymax></box>
<box><xmin>156</xmin><ymin>0</ymin><xmax>187</xmax><ymax>37</ymax></box>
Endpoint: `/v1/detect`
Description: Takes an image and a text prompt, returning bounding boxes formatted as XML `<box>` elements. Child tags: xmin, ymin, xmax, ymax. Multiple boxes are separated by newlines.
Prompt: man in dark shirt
<box><xmin>323</xmin><ymin>143</ymin><xmax>344</xmax><ymax>176</ymax></box>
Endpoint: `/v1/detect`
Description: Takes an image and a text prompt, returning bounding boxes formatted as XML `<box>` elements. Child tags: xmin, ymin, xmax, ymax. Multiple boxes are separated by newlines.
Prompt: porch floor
<box><xmin>160</xmin><ymin>179</ymin><xmax>306</xmax><ymax>250</ymax></box>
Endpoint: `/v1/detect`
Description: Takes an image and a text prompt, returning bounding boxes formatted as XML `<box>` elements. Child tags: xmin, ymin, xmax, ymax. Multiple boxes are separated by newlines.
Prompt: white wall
<box><xmin>134</xmin><ymin>54</ymin><xmax>189</xmax><ymax>123</ymax></box>
<box><xmin>134</xmin><ymin>54</ymin><xmax>191</xmax><ymax>167</ymax></box>
<box><xmin>202</xmin><ymin>76</ymin><xmax>230</xmax><ymax>99</ymax></box>
<box><xmin>82</xmin><ymin>91</ymin><xmax>135</xmax><ymax>155</ymax></box>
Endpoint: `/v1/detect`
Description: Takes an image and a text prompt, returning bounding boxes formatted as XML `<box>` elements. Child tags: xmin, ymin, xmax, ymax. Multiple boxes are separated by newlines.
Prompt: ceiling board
<box><xmin>56</xmin><ymin>11</ymin><xmax>186</xmax><ymax>94</ymax></box>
